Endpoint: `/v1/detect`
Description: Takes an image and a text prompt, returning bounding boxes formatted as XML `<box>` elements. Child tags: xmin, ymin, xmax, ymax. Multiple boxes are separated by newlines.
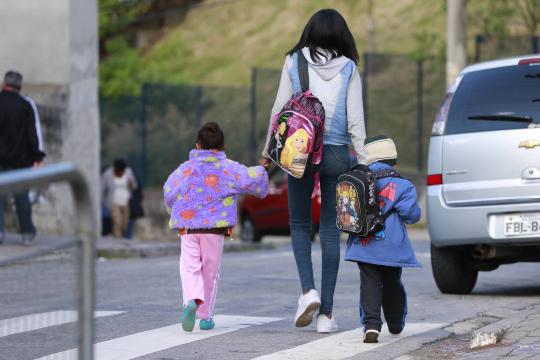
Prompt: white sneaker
<box><xmin>316</xmin><ymin>313</ymin><xmax>339</xmax><ymax>333</ymax></box>
<box><xmin>294</xmin><ymin>289</ymin><xmax>321</xmax><ymax>327</ymax></box>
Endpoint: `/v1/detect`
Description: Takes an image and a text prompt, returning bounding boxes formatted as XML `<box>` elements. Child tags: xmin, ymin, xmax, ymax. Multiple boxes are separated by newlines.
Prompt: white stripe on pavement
<box><xmin>0</xmin><ymin>311</ymin><xmax>124</xmax><ymax>338</ymax></box>
<box><xmin>252</xmin><ymin>322</ymin><xmax>444</xmax><ymax>360</ymax></box>
<box><xmin>36</xmin><ymin>315</ymin><xmax>282</xmax><ymax>360</ymax></box>
<box><xmin>416</xmin><ymin>251</ymin><xmax>431</xmax><ymax>259</ymax></box>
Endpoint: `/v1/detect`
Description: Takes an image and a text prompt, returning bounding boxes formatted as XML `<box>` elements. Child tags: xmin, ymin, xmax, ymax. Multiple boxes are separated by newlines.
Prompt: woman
<box><xmin>101</xmin><ymin>159</ymin><xmax>138</xmax><ymax>238</ymax></box>
<box><xmin>262</xmin><ymin>9</ymin><xmax>366</xmax><ymax>333</ymax></box>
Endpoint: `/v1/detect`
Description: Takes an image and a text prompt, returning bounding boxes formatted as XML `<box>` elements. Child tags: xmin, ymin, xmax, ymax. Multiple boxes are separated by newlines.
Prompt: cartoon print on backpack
<box><xmin>270</xmin><ymin>114</ymin><xmax>290</xmax><ymax>160</ymax></box>
<box><xmin>280</xmin><ymin>128</ymin><xmax>310</xmax><ymax>178</ymax></box>
<box><xmin>336</xmin><ymin>182</ymin><xmax>360</xmax><ymax>232</ymax></box>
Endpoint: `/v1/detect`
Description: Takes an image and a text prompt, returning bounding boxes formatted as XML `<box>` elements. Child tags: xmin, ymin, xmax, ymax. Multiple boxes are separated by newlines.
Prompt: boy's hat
<box><xmin>364</xmin><ymin>135</ymin><xmax>397</xmax><ymax>166</ymax></box>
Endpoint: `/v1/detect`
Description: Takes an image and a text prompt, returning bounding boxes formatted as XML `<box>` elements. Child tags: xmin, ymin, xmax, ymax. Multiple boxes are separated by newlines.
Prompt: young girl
<box><xmin>261</xmin><ymin>9</ymin><xmax>366</xmax><ymax>333</ymax></box>
<box><xmin>164</xmin><ymin>122</ymin><xmax>269</xmax><ymax>332</ymax></box>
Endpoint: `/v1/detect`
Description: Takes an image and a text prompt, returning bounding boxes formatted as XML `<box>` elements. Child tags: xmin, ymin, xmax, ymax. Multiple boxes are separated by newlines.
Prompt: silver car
<box><xmin>428</xmin><ymin>55</ymin><xmax>540</xmax><ymax>294</ymax></box>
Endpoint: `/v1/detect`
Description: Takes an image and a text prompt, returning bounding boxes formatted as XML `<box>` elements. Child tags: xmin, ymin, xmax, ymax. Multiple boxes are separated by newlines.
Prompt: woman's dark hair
<box><xmin>113</xmin><ymin>158</ymin><xmax>127</xmax><ymax>172</ymax></box>
<box><xmin>287</xmin><ymin>9</ymin><xmax>359</xmax><ymax>64</ymax></box>
<box><xmin>197</xmin><ymin>122</ymin><xmax>225</xmax><ymax>150</ymax></box>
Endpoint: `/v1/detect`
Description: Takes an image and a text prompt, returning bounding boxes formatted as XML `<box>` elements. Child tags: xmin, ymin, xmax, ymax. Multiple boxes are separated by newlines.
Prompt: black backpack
<box><xmin>336</xmin><ymin>164</ymin><xmax>401</xmax><ymax>236</ymax></box>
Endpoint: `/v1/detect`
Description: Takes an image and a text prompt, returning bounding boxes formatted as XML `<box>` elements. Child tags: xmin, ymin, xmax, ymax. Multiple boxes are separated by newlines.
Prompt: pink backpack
<box><xmin>266</xmin><ymin>51</ymin><xmax>325</xmax><ymax>178</ymax></box>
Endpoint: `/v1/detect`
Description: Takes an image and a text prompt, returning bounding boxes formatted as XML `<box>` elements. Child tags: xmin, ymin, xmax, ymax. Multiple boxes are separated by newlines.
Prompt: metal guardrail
<box><xmin>0</xmin><ymin>162</ymin><xmax>96</xmax><ymax>360</ymax></box>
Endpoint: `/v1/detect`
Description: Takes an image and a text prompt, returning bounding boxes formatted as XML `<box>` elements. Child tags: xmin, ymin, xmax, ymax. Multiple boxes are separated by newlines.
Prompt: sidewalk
<box><xmin>1</xmin><ymin>228</ymin><xmax>429</xmax><ymax>262</ymax></box>
<box><xmin>0</xmin><ymin>233</ymin><xmax>274</xmax><ymax>263</ymax></box>
<box><xmin>403</xmin><ymin>301</ymin><xmax>540</xmax><ymax>359</ymax></box>
<box><xmin>467</xmin><ymin>303</ymin><xmax>540</xmax><ymax>359</ymax></box>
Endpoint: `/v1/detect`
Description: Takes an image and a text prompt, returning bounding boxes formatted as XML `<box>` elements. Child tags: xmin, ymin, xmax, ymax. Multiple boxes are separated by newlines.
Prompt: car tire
<box><xmin>431</xmin><ymin>244</ymin><xmax>478</xmax><ymax>294</ymax></box>
<box><xmin>241</xmin><ymin>216</ymin><xmax>262</xmax><ymax>243</ymax></box>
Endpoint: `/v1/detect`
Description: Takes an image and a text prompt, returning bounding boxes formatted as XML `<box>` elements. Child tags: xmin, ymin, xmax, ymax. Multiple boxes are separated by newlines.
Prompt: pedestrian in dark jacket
<box><xmin>0</xmin><ymin>71</ymin><xmax>45</xmax><ymax>245</ymax></box>
<box><xmin>344</xmin><ymin>135</ymin><xmax>421</xmax><ymax>344</ymax></box>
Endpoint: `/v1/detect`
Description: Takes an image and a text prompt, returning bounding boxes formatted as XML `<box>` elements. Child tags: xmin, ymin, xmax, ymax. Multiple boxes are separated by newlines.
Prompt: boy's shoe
<box><xmin>316</xmin><ymin>314</ymin><xmax>338</xmax><ymax>333</ymax></box>
<box><xmin>363</xmin><ymin>329</ymin><xmax>380</xmax><ymax>343</ymax></box>
<box><xmin>199</xmin><ymin>318</ymin><xmax>215</xmax><ymax>330</ymax></box>
<box><xmin>181</xmin><ymin>300</ymin><xmax>198</xmax><ymax>332</ymax></box>
<box><xmin>22</xmin><ymin>233</ymin><xmax>35</xmax><ymax>246</ymax></box>
<box><xmin>388</xmin><ymin>325</ymin><xmax>404</xmax><ymax>335</ymax></box>
<box><xmin>294</xmin><ymin>289</ymin><xmax>321</xmax><ymax>327</ymax></box>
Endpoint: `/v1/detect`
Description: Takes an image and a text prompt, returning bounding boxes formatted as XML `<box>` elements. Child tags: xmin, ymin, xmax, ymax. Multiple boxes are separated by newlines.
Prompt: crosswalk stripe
<box><xmin>0</xmin><ymin>310</ymin><xmax>124</xmax><ymax>338</ymax></box>
<box><xmin>416</xmin><ymin>251</ymin><xmax>431</xmax><ymax>259</ymax></box>
<box><xmin>252</xmin><ymin>323</ymin><xmax>444</xmax><ymax>360</ymax></box>
<box><xmin>36</xmin><ymin>315</ymin><xmax>282</xmax><ymax>360</ymax></box>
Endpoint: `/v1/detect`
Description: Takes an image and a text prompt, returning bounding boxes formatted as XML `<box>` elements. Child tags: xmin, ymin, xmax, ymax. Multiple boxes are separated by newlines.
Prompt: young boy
<box><xmin>344</xmin><ymin>135</ymin><xmax>421</xmax><ymax>343</ymax></box>
<box><xmin>163</xmin><ymin>122</ymin><xmax>269</xmax><ymax>332</ymax></box>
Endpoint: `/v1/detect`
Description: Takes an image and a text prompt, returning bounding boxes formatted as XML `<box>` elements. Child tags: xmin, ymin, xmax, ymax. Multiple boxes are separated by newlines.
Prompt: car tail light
<box><xmin>427</xmin><ymin>174</ymin><xmax>443</xmax><ymax>186</ymax></box>
<box><xmin>518</xmin><ymin>58</ymin><xmax>540</xmax><ymax>65</ymax></box>
<box><xmin>431</xmin><ymin>75</ymin><xmax>461</xmax><ymax>136</ymax></box>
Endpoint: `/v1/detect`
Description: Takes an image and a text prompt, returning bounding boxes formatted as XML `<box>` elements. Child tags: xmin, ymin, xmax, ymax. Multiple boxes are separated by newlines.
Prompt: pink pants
<box><xmin>179</xmin><ymin>234</ymin><xmax>224</xmax><ymax>320</ymax></box>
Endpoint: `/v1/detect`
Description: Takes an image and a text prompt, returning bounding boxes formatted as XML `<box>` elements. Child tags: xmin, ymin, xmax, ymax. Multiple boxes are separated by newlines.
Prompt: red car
<box><xmin>239</xmin><ymin>166</ymin><xmax>321</xmax><ymax>242</ymax></box>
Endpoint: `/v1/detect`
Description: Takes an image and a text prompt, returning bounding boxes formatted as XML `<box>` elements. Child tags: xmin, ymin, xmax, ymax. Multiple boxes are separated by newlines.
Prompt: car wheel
<box><xmin>431</xmin><ymin>243</ymin><xmax>478</xmax><ymax>294</ymax></box>
<box><xmin>241</xmin><ymin>216</ymin><xmax>262</xmax><ymax>243</ymax></box>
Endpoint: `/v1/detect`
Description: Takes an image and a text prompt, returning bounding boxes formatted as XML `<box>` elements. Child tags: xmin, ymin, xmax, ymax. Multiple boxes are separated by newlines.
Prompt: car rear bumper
<box><xmin>428</xmin><ymin>185</ymin><xmax>540</xmax><ymax>247</ymax></box>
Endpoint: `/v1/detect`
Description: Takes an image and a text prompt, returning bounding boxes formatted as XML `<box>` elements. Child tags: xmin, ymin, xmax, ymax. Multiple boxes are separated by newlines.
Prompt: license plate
<box><xmin>504</xmin><ymin>214</ymin><xmax>540</xmax><ymax>236</ymax></box>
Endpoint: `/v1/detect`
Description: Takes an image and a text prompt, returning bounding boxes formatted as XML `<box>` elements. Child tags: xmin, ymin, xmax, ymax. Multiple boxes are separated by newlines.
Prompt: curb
<box><xmin>96</xmin><ymin>240</ymin><xmax>275</xmax><ymax>259</ymax></box>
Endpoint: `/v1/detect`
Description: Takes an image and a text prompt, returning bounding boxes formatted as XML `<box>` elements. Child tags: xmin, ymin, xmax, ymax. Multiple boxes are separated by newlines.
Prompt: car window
<box><xmin>445</xmin><ymin>65</ymin><xmax>540</xmax><ymax>135</ymax></box>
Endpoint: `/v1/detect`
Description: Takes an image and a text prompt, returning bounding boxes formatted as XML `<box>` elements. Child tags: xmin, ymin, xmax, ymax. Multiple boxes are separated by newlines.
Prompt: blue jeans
<box><xmin>0</xmin><ymin>190</ymin><xmax>36</xmax><ymax>235</ymax></box>
<box><xmin>288</xmin><ymin>145</ymin><xmax>351</xmax><ymax>315</ymax></box>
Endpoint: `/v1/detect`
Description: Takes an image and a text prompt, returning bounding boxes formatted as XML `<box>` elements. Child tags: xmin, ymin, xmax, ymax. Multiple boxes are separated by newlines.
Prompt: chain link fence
<box><xmin>363</xmin><ymin>54</ymin><xmax>445</xmax><ymax>173</ymax></box>
<box><xmin>474</xmin><ymin>34</ymin><xmax>540</xmax><ymax>62</ymax></box>
<box><xmin>101</xmin><ymin>59</ymin><xmax>443</xmax><ymax>186</ymax></box>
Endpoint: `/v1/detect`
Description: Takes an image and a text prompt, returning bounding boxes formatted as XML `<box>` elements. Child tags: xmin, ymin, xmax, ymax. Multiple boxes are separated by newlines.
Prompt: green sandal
<box><xmin>199</xmin><ymin>318</ymin><xmax>215</xmax><ymax>330</ymax></box>
<box><xmin>181</xmin><ymin>300</ymin><xmax>197</xmax><ymax>332</ymax></box>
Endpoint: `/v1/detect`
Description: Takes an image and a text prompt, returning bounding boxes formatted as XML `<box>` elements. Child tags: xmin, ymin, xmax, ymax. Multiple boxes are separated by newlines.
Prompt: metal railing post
<box><xmin>140</xmin><ymin>83</ymin><xmax>148</xmax><ymax>188</ymax></box>
<box><xmin>0</xmin><ymin>163</ymin><xmax>96</xmax><ymax>360</ymax></box>
<box><xmin>474</xmin><ymin>34</ymin><xmax>483</xmax><ymax>63</ymax></box>
<box><xmin>416</xmin><ymin>60</ymin><xmax>424</xmax><ymax>173</ymax></box>
<box><xmin>72</xmin><ymin>173</ymin><xmax>96</xmax><ymax>360</ymax></box>
<box><xmin>533</xmin><ymin>35</ymin><xmax>539</xmax><ymax>54</ymax></box>
<box><xmin>250</xmin><ymin>67</ymin><xmax>258</xmax><ymax>165</ymax></box>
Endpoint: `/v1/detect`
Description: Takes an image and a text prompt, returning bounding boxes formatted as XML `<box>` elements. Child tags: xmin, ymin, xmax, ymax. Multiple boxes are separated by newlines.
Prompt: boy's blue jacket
<box><xmin>344</xmin><ymin>162</ymin><xmax>421</xmax><ymax>267</ymax></box>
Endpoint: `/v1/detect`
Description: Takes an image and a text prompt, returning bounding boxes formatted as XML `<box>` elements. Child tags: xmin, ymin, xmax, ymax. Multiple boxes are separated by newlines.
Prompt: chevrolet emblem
<box><xmin>519</xmin><ymin>139</ymin><xmax>540</xmax><ymax>149</ymax></box>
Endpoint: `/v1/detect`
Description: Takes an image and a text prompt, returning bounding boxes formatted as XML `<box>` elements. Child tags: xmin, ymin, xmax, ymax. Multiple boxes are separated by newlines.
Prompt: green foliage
<box><xmin>516</xmin><ymin>0</ymin><xmax>540</xmax><ymax>35</ymax></box>
<box><xmin>469</xmin><ymin>0</ymin><xmax>514</xmax><ymax>37</ymax></box>
<box><xmin>99</xmin><ymin>37</ymin><xmax>142</xmax><ymax>97</ymax></box>
<box><xmin>99</xmin><ymin>0</ymin><xmax>153</xmax><ymax>37</ymax></box>
<box><xmin>411</xmin><ymin>31</ymin><xmax>441</xmax><ymax>61</ymax></box>
<box><xmin>98</xmin><ymin>0</ymin><xmax>540</xmax><ymax>96</ymax></box>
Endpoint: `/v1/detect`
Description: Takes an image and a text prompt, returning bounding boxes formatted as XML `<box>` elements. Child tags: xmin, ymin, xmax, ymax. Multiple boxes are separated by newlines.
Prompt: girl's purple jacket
<box><xmin>164</xmin><ymin>149</ymin><xmax>269</xmax><ymax>230</ymax></box>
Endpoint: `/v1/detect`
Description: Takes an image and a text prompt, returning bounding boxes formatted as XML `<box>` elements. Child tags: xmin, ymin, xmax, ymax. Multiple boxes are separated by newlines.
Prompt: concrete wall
<box><xmin>0</xmin><ymin>0</ymin><xmax>70</xmax><ymax>85</ymax></box>
<box><xmin>0</xmin><ymin>0</ymin><xmax>100</xmax><ymax>236</ymax></box>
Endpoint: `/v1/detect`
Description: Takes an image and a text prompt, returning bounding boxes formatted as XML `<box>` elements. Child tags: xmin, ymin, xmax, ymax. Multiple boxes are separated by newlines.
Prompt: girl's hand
<box><xmin>259</xmin><ymin>158</ymin><xmax>271</xmax><ymax>168</ymax></box>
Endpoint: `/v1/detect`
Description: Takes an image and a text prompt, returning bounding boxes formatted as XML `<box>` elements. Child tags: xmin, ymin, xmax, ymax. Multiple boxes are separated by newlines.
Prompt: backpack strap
<box><xmin>374</xmin><ymin>169</ymin><xmax>402</xmax><ymax>179</ymax></box>
<box><xmin>377</xmin><ymin>170</ymin><xmax>401</xmax><ymax>222</ymax></box>
<box><xmin>382</xmin><ymin>209</ymin><xmax>395</xmax><ymax>221</ymax></box>
<box><xmin>297</xmin><ymin>50</ymin><xmax>309</xmax><ymax>92</ymax></box>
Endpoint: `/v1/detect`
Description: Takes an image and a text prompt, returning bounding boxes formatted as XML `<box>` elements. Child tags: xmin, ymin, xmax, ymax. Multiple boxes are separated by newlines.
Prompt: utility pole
<box><xmin>447</xmin><ymin>0</ymin><xmax>468</xmax><ymax>87</ymax></box>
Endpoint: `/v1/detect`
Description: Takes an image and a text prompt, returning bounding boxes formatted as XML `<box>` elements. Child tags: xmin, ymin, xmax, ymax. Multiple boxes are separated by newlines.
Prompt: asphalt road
<box><xmin>2</xmin><ymin>231</ymin><xmax>540</xmax><ymax>360</ymax></box>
